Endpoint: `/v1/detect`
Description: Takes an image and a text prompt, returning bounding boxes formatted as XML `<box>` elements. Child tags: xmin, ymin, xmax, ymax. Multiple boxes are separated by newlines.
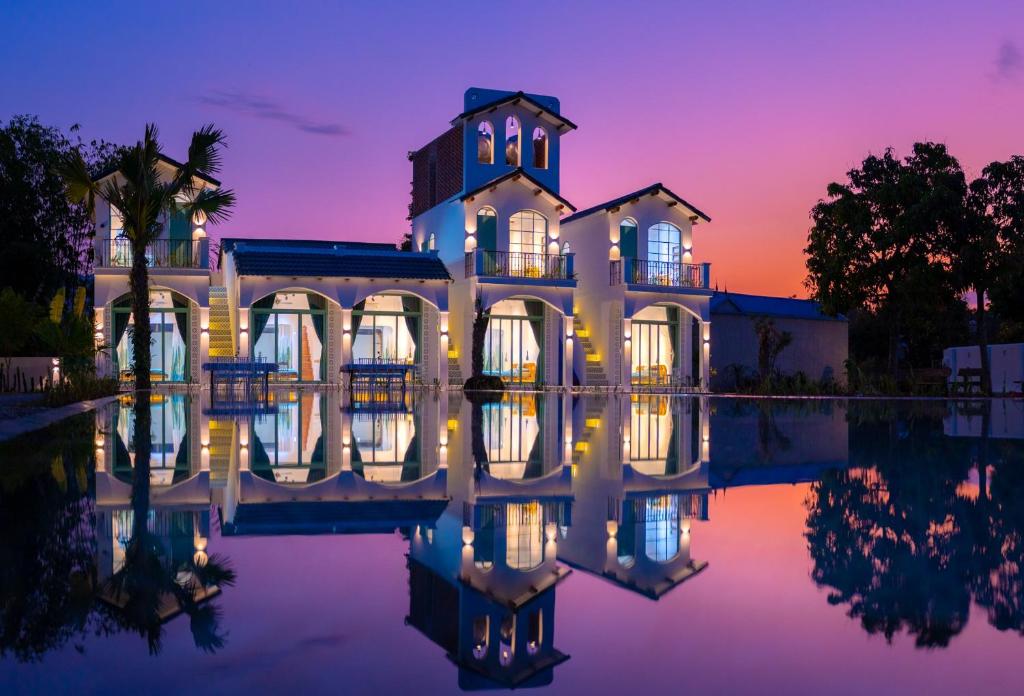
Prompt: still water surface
<box><xmin>2</xmin><ymin>392</ymin><xmax>1023</xmax><ymax>694</ymax></box>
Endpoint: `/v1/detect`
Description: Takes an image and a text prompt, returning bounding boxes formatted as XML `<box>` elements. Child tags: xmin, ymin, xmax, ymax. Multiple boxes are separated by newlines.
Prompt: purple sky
<box><xmin>2</xmin><ymin>0</ymin><xmax>1022</xmax><ymax>296</ymax></box>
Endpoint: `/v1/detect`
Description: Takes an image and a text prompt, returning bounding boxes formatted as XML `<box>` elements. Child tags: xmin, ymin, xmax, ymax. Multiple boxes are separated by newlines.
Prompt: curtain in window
<box><xmin>114</xmin><ymin>310</ymin><xmax>130</xmax><ymax>366</ymax></box>
<box><xmin>666</xmin><ymin>307</ymin><xmax>679</xmax><ymax>369</ymax></box>
<box><xmin>172</xmin><ymin>295</ymin><xmax>189</xmax><ymax>349</ymax></box>
<box><xmin>522</xmin><ymin>429</ymin><xmax>544</xmax><ymax>479</ymax></box>
<box><xmin>665</xmin><ymin>420</ymin><xmax>679</xmax><ymax>475</ymax></box>
<box><xmin>351</xmin><ymin>300</ymin><xmax>365</xmax><ymax>338</ymax></box>
<box><xmin>251</xmin><ymin>294</ymin><xmax>275</xmax><ymax>353</ymax></box>
<box><xmin>401</xmin><ymin>296</ymin><xmax>420</xmax><ymax>358</ymax></box>
<box><xmin>173</xmin><ymin>430</ymin><xmax>190</xmax><ymax>483</ymax></box>
<box><xmin>311</xmin><ymin>311</ymin><xmax>325</xmax><ymax>376</ymax></box>
<box><xmin>401</xmin><ymin>431</ymin><xmax>421</xmax><ymax>482</ymax></box>
<box><xmin>523</xmin><ymin>301</ymin><xmax>545</xmax><ymax>368</ymax></box>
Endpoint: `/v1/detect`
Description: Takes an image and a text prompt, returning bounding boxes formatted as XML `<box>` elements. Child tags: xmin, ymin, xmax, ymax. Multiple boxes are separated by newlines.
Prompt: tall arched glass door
<box><xmin>251</xmin><ymin>292</ymin><xmax>326</xmax><ymax>381</ymax></box>
<box><xmin>112</xmin><ymin>290</ymin><xmax>190</xmax><ymax>382</ymax></box>
<box><xmin>483</xmin><ymin>299</ymin><xmax>544</xmax><ymax>385</ymax></box>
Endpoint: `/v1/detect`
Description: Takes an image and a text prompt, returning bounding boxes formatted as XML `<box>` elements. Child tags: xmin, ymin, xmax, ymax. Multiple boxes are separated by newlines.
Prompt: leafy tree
<box><xmin>0</xmin><ymin>288</ymin><xmax>42</xmax><ymax>372</ymax></box>
<box><xmin>0</xmin><ymin>116</ymin><xmax>118</xmax><ymax>302</ymax></box>
<box><xmin>942</xmin><ymin>156</ymin><xmax>1024</xmax><ymax>393</ymax></box>
<box><xmin>805</xmin><ymin>143</ymin><xmax>966</xmax><ymax>378</ymax></box>
<box><xmin>59</xmin><ymin>125</ymin><xmax>235</xmax><ymax>391</ymax></box>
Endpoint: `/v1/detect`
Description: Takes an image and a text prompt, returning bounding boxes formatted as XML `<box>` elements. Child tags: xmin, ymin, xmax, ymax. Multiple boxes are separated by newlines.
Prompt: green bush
<box><xmin>42</xmin><ymin>376</ymin><xmax>120</xmax><ymax>407</ymax></box>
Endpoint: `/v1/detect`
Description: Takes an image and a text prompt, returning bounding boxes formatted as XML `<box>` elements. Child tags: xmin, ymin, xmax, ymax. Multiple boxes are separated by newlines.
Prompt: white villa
<box><xmin>92</xmin><ymin>86</ymin><xmax>844</xmax><ymax>391</ymax></box>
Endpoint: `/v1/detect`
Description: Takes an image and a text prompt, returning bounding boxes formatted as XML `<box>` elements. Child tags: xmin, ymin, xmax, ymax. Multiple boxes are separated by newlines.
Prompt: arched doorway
<box><xmin>351</xmin><ymin>293</ymin><xmax>422</xmax><ymax>366</ymax></box>
<box><xmin>483</xmin><ymin>298</ymin><xmax>546</xmax><ymax>386</ymax></box>
<box><xmin>250</xmin><ymin>291</ymin><xmax>328</xmax><ymax>382</ymax></box>
<box><xmin>111</xmin><ymin>289</ymin><xmax>191</xmax><ymax>383</ymax></box>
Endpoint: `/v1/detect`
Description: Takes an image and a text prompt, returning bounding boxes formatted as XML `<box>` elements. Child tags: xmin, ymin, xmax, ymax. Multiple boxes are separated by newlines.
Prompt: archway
<box><xmin>111</xmin><ymin>289</ymin><xmax>192</xmax><ymax>383</ymax></box>
<box><xmin>250</xmin><ymin>290</ymin><xmax>329</xmax><ymax>382</ymax></box>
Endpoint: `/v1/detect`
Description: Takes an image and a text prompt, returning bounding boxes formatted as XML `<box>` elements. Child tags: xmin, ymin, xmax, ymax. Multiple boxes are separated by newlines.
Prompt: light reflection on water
<box><xmin>2</xmin><ymin>393</ymin><xmax>1024</xmax><ymax>694</ymax></box>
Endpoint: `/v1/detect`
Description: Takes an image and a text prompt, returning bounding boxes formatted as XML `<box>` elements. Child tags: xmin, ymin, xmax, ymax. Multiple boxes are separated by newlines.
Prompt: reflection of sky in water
<box><xmin>7</xmin><ymin>396</ymin><xmax>1024</xmax><ymax>694</ymax></box>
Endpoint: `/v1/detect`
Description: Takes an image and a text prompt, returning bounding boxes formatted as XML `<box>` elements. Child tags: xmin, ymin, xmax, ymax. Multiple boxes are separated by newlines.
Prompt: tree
<box><xmin>59</xmin><ymin>125</ymin><xmax>235</xmax><ymax>391</ymax></box>
<box><xmin>805</xmin><ymin>143</ymin><xmax>966</xmax><ymax>379</ymax></box>
<box><xmin>0</xmin><ymin>288</ymin><xmax>42</xmax><ymax>373</ymax></box>
<box><xmin>951</xmin><ymin>156</ymin><xmax>1024</xmax><ymax>392</ymax></box>
<box><xmin>0</xmin><ymin>116</ymin><xmax>118</xmax><ymax>302</ymax></box>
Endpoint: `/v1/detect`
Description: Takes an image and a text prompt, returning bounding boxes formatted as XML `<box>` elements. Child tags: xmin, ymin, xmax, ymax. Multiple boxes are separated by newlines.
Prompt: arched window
<box><xmin>619</xmin><ymin>218</ymin><xmax>638</xmax><ymax>259</ymax></box>
<box><xmin>476</xmin><ymin>207</ymin><xmax>497</xmax><ymax>251</ymax></box>
<box><xmin>427</xmin><ymin>233</ymin><xmax>436</xmax><ymax>251</ymax></box>
<box><xmin>509</xmin><ymin>210</ymin><xmax>547</xmax><ymax>256</ymax></box>
<box><xmin>648</xmin><ymin>222</ymin><xmax>681</xmax><ymax>263</ymax></box>
<box><xmin>532</xmin><ymin>127</ymin><xmax>548</xmax><ymax>169</ymax></box>
<box><xmin>505</xmin><ymin>116</ymin><xmax>520</xmax><ymax>166</ymax></box>
<box><xmin>561</xmin><ymin>241</ymin><xmax>570</xmax><ymax>255</ymax></box>
<box><xmin>477</xmin><ymin>121</ymin><xmax>494</xmax><ymax>164</ymax></box>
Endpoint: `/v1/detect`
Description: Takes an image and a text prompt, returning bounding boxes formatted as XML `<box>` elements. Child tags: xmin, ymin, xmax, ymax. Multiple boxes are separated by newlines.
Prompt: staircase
<box><xmin>572</xmin><ymin>398</ymin><xmax>608</xmax><ymax>464</ymax></box>
<box><xmin>573</xmin><ymin>316</ymin><xmax>608</xmax><ymax>387</ymax></box>
<box><xmin>448</xmin><ymin>353</ymin><xmax>463</xmax><ymax>386</ymax></box>
<box><xmin>208</xmin><ymin>286</ymin><xmax>234</xmax><ymax>358</ymax></box>
<box><xmin>301</xmin><ymin>327</ymin><xmax>314</xmax><ymax>381</ymax></box>
<box><xmin>207</xmin><ymin>419</ymin><xmax>235</xmax><ymax>483</ymax></box>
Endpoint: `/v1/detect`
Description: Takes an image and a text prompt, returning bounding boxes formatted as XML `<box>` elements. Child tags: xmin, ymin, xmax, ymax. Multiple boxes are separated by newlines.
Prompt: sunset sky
<box><xmin>2</xmin><ymin>0</ymin><xmax>1022</xmax><ymax>297</ymax></box>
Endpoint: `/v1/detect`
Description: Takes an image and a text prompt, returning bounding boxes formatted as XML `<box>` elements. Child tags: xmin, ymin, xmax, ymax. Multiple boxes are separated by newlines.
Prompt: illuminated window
<box><xmin>509</xmin><ymin>211</ymin><xmax>547</xmax><ymax>256</ymax></box>
<box><xmin>648</xmin><ymin>222</ymin><xmax>681</xmax><ymax>263</ymax></box>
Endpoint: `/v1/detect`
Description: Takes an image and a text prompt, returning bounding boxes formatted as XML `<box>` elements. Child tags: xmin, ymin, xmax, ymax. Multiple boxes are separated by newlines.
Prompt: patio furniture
<box><xmin>951</xmin><ymin>367</ymin><xmax>984</xmax><ymax>395</ymax></box>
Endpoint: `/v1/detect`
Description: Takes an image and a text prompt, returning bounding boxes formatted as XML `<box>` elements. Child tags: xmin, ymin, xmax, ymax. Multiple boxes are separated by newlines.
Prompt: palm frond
<box><xmin>189</xmin><ymin>188</ymin><xmax>236</xmax><ymax>226</ymax></box>
<box><xmin>175</xmin><ymin>124</ymin><xmax>227</xmax><ymax>196</ymax></box>
<box><xmin>55</xmin><ymin>150</ymin><xmax>99</xmax><ymax>213</ymax></box>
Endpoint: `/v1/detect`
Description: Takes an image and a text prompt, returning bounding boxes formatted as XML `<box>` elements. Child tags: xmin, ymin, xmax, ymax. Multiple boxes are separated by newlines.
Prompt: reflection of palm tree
<box><xmin>101</xmin><ymin>396</ymin><xmax>236</xmax><ymax>654</ymax></box>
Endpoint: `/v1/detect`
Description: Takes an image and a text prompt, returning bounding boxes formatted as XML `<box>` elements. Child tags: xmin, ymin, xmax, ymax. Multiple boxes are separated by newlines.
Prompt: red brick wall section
<box><xmin>409</xmin><ymin>124</ymin><xmax>463</xmax><ymax>218</ymax></box>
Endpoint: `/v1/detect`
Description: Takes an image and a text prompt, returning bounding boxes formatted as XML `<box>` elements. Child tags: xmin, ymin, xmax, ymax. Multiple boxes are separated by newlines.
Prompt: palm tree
<box><xmin>59</xmin><ymin>124</ymin><xmax>235</xmax><ymax>391</ymax></box>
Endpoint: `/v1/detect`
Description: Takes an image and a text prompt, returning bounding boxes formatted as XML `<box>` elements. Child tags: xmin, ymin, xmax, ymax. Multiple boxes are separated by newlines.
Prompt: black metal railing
<box><xmin>465</xmin><ymin>249</ymin><xmax>574</xmax><ymax>280</ymax></box>
<box><xmin>610</xmin><ymin>257</ymin><xmax>709</xmax><ymax>288</ymax></box>
<box><xmin>97</xmin><ymin>237</ymin><xmax>209</xmax><ymax>269</ymax></box>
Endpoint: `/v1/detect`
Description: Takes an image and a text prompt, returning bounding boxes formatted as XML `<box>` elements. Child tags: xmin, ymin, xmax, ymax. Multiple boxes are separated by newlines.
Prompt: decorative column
<box><xmin>341</xmin><ymin>308</ymin><xmax>353</xmax><ymax>391</ymax></box>
<box><xmin>238</xmin><ymin>308</ymin><xmax>250</xmax><ymax>358</ymax></box>
<box><xmin>622</xmin><ymin>317</ymin><xmax>633</xmax><ymax>388</ymax></box>
<box><xmin>199</xmin><ymin>305</ymin><xmax>210</xmax><ymax>386</ymax></box>
<box><xmin>438</xmin><ymin>310</ymin><xmax>450</xmax><ymax>390</ymax></box>
<box><xmin>681</xmin><ymin>315</ymin><xmax>693</xmax><ymax>388</ymax></box>
<box><xmin>563</xmin><ymin>315</ymin><xmax>574</xmax><ymax>391</ymax></box>
<box><xmin>700</xmin><ymin>321</ymin><xmax>711</xmax><ymax>392</ymax></box>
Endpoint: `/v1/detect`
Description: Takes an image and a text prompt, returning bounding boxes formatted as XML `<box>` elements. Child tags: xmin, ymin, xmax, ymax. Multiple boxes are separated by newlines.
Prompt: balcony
<box><xmin>465</xmin><ymin>249</ymin><xmax>574</xmax><ymax>281</ymax></box>
<box><xmin>97</xmin><ymin>237</ymin><xmax>209</xmax><ymax>270</ymax></box>
<box><xmin>610</xmin><ymin>257</ymin><xmax>710</xmax><ymax>289</ymax></box>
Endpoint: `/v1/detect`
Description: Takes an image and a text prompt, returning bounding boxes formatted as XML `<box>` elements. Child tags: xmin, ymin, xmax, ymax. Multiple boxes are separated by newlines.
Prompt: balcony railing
<box><xmin>96</xmin><ymin>237</ymin><xmax>209</xmax><ymax>269</ymax></box>
<box><xmin>610</xmin><ymin>257</ymin><xmax>710</xmax><ymax>289</ymax></box>
<box><xmin>465</xmin><ymin>249</ymin><xmax>574</xmax><ymax>280</ymax></box>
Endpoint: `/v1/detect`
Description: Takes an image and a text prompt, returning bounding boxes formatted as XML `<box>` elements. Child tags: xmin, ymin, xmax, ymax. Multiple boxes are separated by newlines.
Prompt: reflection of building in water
<box><xmin>462</xmin><ymin>393</ymin><xmax>564</xmax><ymax>481</ymax></box>
<box><xmin>406</xmin><ymin>393</ymin><xmax>573</xmax><ymax>689</ymax></box>
<box><xmin>221</xmin><ymin>392</ymin><xmax>447</xmax><ymax>536</ymax></box>
<box><xmin>708</xmin><ymin>400</ymin><xmax>849</xmax><ymax>488</ymax></box>
<box><xmin>944</xmin><ymin>400</ymin><xmax>1024</xmax><ymax>440</ymax></box>
<box><xmin>106</xmin><ymin>393</ymin><xmax>196</xmax><ymax>485</ymax></box>
<box><xmin>560</xmin><ymin>395</ymin><xmax>710</xmax><ymax>599</ymax></box>
<box><xmin>251</xmin><ymin>392</ymin><xmax>326</xmax><ymax>483</ymax></box>
<box><xmin>93</xmin><ymin>394</ymin><xmax>218</xmax><ymax>619</ymax></box>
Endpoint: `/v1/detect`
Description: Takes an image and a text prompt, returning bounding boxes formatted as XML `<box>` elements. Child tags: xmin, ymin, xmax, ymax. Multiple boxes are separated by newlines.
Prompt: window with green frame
<box><xmin>630</xmin><ymin>305</ymin><xmax>679</xmax><ymax>385</ymax></box>
<box><xmin>483</xmin><ymin>299</ymin><xmax>544</xmax><ymax>385</ymax></box>
<box><xmin>351</xmin><ymin>294</ymin><xmax>421</xmax><ymax>365</ymax></box>
<box><xmin>111</xmin><ymin>291</ymin><xmax>190</xmax><ymax>382</ymax></box>
<box><xmin>251</xmin><ymin>292</ymin><xmax>327</xmax><ymax>381</ymax></box>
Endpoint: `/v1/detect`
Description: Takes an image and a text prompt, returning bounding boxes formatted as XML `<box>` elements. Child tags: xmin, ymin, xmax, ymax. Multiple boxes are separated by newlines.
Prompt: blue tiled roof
<box><xmin>711</xmin><ymin>292</ymin><xmax>845</xmax><ymax>322</ymax></box>
<box><xmin>224</xmin><ymin>238</ymin><xmax>451</xmax><ymax>281</ymax></box>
